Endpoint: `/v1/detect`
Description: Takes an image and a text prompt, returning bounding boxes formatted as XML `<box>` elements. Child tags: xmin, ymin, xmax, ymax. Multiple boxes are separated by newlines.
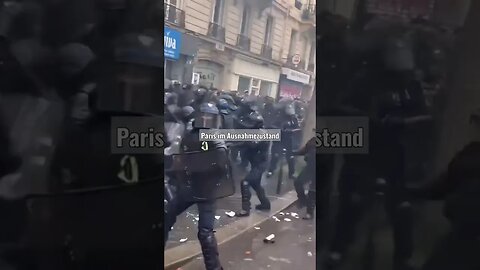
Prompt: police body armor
<box><xmin>24</xmin><ymin>111</ymin><xmax>163</xmax><ymax>268</ymax></box>
<box><xmin>170</xmin><ymin>129</ymin><xmax>234</xmax><ymax>202</ymax></box>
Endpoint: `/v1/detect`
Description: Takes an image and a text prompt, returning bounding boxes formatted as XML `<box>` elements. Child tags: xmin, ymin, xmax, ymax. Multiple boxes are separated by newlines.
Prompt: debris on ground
<box><xmin>179</xmin><ymin>238</ymin><xmax>188</xmax><ymax>243</ymax></box>
<box><xmin>225</xmin><ymin>211</ymin><xmax>236</xmax><ymax>217</ymax></box>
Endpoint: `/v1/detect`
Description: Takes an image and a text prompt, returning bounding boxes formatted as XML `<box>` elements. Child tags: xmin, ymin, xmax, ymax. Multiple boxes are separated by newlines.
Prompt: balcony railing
<box><xmin>208</xmin><ymin>22</ymin><xmax>226</xmax><ymax>42</ymax></box>
<box><xmin>301</xmin><ymin>4</ymin><xmax>316</xmax><ymax>21</ymax></box>
<box><xmin>261</xmin><ymin>44</ymin><xmax>272</xmax><ymax>59</ymax></box>
<box><xmin>236</xmin><ymin>34</ymin><xmax>250</xmax><ymax>51</ymax></box>
<box><xmin>164</xmin><ymin>3</ymin><xmax>185</xmax><ymax>27</ymax></box>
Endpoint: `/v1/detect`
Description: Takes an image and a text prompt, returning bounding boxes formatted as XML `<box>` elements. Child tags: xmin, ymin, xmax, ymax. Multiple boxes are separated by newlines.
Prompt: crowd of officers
<box><xmin>163</xmin><ymin>81</ymin><xmax>314</xmax><ymax>270</ymax></box>
<box><xmin>0</xmin><ymin>1</ymin><xmax>479</xmax><ymax>270</ymax></box>
<box><xmin>313</xmin><ymin>11</ymin><xmax>480</xmax><ymax>270</ymax></box>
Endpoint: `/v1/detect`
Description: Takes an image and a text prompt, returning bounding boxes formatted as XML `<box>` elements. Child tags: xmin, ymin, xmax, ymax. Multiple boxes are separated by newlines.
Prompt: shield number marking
<box><xmin>201</xmin><ymin>141</ymin><xmax>209</xmax><ymax>151</ymax></box>
<box><xmin>118</xmin><ymin>155</ymin><xmax>139</xmax><ymax>184</ymax></box>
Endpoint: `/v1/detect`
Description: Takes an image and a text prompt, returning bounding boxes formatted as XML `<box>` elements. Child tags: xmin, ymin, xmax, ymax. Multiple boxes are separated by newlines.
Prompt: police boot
<box><xmin>237</xmin><ymin>180</ymin><xmax>251</xmax><ymax>217</ymax></box>
<box><xmin>303</xmin><ymin>191</ymin><xmax>316</xmax><ymax>220</ymax></box>
<box><xmin>198</xmin><ymin>228</ymin><xmax>223</xmax><ymax>270</ymax></box>
<box><xmin>294</xmin><ymin>180</ymin><xmax>307</xmax><ymax>209</ymax></box>
<box><xmin>254</xmin><ymin>186</ymin><xmax>271</xmax><ymax>211</ymax></box>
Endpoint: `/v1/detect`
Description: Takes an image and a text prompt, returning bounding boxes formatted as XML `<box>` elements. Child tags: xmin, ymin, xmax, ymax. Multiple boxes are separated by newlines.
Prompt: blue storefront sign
<box><xmin>164</xmin><ymin>27</ymin><xmax>182</xmax><ymax>60</ymax></box>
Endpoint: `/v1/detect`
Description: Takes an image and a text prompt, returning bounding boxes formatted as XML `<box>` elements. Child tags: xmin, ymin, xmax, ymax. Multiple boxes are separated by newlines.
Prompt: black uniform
<box><xmin>325</xmin><ymin>31</ymin><xmax>428</xmax><ymax>270</ymax></box>
<box><xmin>236</xmin><ymin>112</ymin><xmax>271</xmax><ymax>217</ymax></box>
<box><xmin>268</xmin><ymin>110</ymin><xmax>300</xmax><ymax>178</ymax></box>
<box><xmin>165</xmin><ymin>103</ymin><xmax>232</xmax><ymax>270</ymax></box>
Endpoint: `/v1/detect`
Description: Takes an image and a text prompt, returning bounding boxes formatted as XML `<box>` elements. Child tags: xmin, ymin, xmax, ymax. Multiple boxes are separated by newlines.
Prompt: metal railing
<box><xmin>207</xmin><ymin>22</ymin><xmax>226</xmax><ymax>42</ymax></box>
<box><xmin>301</xmin><ymin>4</ymin><xmax>316</xmax><ymax>21</ymax></box>
<box><xmin>164</xmin><ymin>3</ymin><xmax>185</xmax><ymax>27</ymax></box>
<box><xmin>236</xmin><ymin>34</ymin><xmax>251</xmax><ymax>51</ymax></box>
<box><xmin>261</xmin><ymin>44</ymin><xmax>273</xmax><ymax>59</ymax></box>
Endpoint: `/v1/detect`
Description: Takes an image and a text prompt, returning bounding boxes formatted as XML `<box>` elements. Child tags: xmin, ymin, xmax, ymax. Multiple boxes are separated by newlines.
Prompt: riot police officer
<box><xmin>236</xmin><ymin>111</ymin><xmax>271</xmax><ymax>217</ymax></box>
<box><xmin>292</xmin><ymin>137</ymin><xmax>321</xmax><ymax>220</ymax></box>
<box><xmin>325</xmin><ymin>28</ymin><xmax>428</xmax><ymax>270</ymax></box>
<box><xmin>217</xmin><ymin>98</ymin><xmax>236</xmax><ymax>129</ymax></box>
<box><xmin>165</xmin><ymin>102</ymin><xmax>233</xmax><ymax>270</ymax></box>
<box><xmin>268</xmin><ymin>103</ymin><xmax>299</xmax><ymax>178</ymax></box>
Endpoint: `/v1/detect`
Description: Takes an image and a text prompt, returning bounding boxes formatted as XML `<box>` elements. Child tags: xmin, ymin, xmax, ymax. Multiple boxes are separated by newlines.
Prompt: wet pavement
<box><xmin>165</xmin><ymin>156</ymin><xmax>306</xmax><ymax>249</ymax></box>
<box><xmin>179</xmin><ymin>204</ymin><xmax>316</xmax><ymax>270</ymax></box>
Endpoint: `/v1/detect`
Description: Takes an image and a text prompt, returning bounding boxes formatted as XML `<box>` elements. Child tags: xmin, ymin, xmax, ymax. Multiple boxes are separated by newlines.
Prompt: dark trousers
<box><xmin>241</xmin><ymin>166</ymin><xmax>270</xmax><ymax>211</ymax></box>
<box><xmin>330</xmin><ymin>158</ymin><xmax>414</xmax><ymax>264</ymax></box>
<box><xmin>164</xmin><ymin>198</ymin><xmax>216</xmax><ymax>242</ymax></box>
<box><xmin>269</xmin><ymin>143</ymin><xmax>295</xmax><ymax>176</ymax></box>
<box><xmin>294</xmin><ymin>163</ymin><xmax>316</xmax><ymax>214</ymax></box>
<box><xmin>164</xmin><ymin>196</ymin><xmax>222</xmax><ymax>270</ymax></box>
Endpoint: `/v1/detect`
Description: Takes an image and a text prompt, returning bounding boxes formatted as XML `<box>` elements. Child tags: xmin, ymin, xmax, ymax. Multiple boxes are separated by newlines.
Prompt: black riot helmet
<box><xmin>193</xmin><ymin>102</ymin><xmax>222</xmax><ymax>129</ymax></box>
<box><xmin>239</xmin><ymin>111</ymin><xmax>264</xmax><ymax>129</ymax></box>
<box><xmin>285</xmin><ymin>104</ymin><xmax>295</xmax><ymax>116</ymax></box>
<box><xmin>383</xmin><ymin>33</ymin><xmax>415</xmax><ymax>72</ymax></box>
<box><xmin>96</xmin><ymin>32</ymin><xmax>163</xmax><ymax>115</ymax></box>
<box><xmin>217</xmin><ymin>98</ymin><xmax>230</xmax><ymax>115</ymax></box>
<box><xmin>182</xmin><ymin>106</ymin><xmax>195</xmax><ymax>122</ymax></box>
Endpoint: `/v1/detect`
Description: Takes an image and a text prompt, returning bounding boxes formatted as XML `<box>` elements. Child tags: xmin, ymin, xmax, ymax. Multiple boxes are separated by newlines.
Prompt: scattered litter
<box><xmin>215</xmin><ymin>216</ymin><xmax>221</xmax><ymax>220</ymax></box>
<box><xmin>245</xmin><ymin>251</ymin><xmax>251</xmax><ymax>255</ymax></box>
<box><xmin>225</xmin><ymin>211</ymin><xmax>236</xmax><ymax>217</ymax></box>
<box><xmin>272</xmin><ymin>216</ymin><xmax>280</xmax><ymax>222</ymax></box>
<box><xmin>307</xmin><ymin>252</ymin><xmax>313</xmax><ymax>257</ymax></box>
<box><xmin>268</xmin><ymin>256</ymin><xmax>291</xmax><ymax>264</ymax></box>
<box><xmin>179</xmin><ymin>238</ymin><xmax>188</xmax><ymax>243</ymax></box>
<box><xmin>307</xmin><ymin>237</ymin><xmax>313</xmax><ymax>242</ymax></box>
<box><xmin>290</xmin><ymin>212</ymin><xmax>298</xmax><ymax>218</ymax></box>
<box><xmin>194</xmin><ymin>217</ymin><xmax>199</xmax><ymax>221</ymax></box>
<box><xmin>284</xmin><ymin>218</ymin><xmax>292</xmax><ymax>222</ymax></box>
<box><xmin>264</xmin><ymin>234</ymin><xmax>275</xmax><ymax>244</ymax></box>
<box><xmin>286</xmin><ymin>212</ymin><xmax>290</xmax><ymax>215</ymax></box>
<box><xmin>279</xmin><ymin>212</ymin><xmax>285</xmax><ymax>215</ymax></box>
<box><xmin>254</xmin><ymin>227</ymin><xmax>261</xmax><ymax>230</ymax></box>
<box><xmin>171</xmin><ymin>227</ymin><xmax>174</xmax><ymax>230</ymax></box>
<box><xmin>243</xmin><ymin>258</ymin><xmax>253</xmax><ymax>261</ymax></box>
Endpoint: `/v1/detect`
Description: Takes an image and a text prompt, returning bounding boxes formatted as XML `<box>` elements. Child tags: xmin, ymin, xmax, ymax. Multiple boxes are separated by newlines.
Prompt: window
<box><xmin>289</xmin><ymin>30</ymin><xmax>297</xmax><ymax>55</ymax></box>
<box><xmin>251</xmin><ymin>78</ymin><xmax>260</xmax><ymax>95</ymax></box>
<box><xmin>240</xmin><ymin>5</ymin><xmax>251</xmax><ymax>35</ymax></box>
<box><xmin>260</xmin><ymin>81</ymin><xmax>272</xmax><ymax>97</ymax></box>
<box><xmin>264</xmin><ymin>16</ymin><xmax>273</xmax><ymax>46</ymax></box>
<box><xmin>238</xmin><ymin>76</ymin><xmax>251</xmax><ymax>93</ymax></box>
<box><xmin>211</xmin><ymin>0</ymin><xmax>225</xmax><ymax>25</ymax></box>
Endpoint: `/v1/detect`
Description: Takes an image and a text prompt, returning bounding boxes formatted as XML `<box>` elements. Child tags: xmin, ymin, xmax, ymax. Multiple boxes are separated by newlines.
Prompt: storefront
<box><xmin>278</xmin><ymin>68</ymin><xmax>311</xmax><ymax>99</ymax></box>
<box><xmin>228</xmin><ymin>57</ymin><xmax>280</xmax><ymax>98</ymax></box>
<box><xmin>164</xmin><ymin>27</ymin><xmax>200</xmax><ymax>84</ymax></box>
<box><xmin>193</xmin><ymin>60</ymin><xmax>224</xmax><ymax>89</ymax></box>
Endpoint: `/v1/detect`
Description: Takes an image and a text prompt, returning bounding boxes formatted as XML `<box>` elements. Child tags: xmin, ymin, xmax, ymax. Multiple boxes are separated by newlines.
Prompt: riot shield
<box><xmin>170</xmin><ymin>148</ymin><xmax>234</xmax><ymax>202</ymax></box>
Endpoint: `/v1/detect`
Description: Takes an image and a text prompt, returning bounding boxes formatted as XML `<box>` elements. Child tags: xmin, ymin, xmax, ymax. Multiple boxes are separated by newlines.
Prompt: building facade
<box><xmin>164</xmin><ymin>0</ymin><xmax>316</xmax><ymax>100</ymax></box>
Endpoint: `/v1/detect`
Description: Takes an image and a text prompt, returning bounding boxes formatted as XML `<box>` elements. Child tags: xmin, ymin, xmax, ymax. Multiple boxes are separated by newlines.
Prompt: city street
<box><xmin>178</xmin><ymin>204</ymin><xmax>316</xmax><ymax>270</ymax></box>
<box><xmin>165</xmin><ymin>156</ymin><xmax>302</xmax><ymax>249</ymax></box>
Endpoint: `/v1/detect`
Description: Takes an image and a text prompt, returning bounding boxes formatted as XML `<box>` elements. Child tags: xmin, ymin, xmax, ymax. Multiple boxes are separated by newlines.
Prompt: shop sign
<box><xmin>164</xmin><ymin>27</ymin><xmax>182</xmax><ymax>60</ymax></box>
<box><xmin>192</xmin><ymin>73</ymin><xmax>200</xmax><ymax>85</ymax></box>
<box><xmin>281</xmin><ymin>68</ymin><xmax>310</xmax><ymax>84</ymax></box>
<box><xmin>193</xmin><ymin>61</ymin><xmax>222</xmax><ymax>88</ymax></box>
